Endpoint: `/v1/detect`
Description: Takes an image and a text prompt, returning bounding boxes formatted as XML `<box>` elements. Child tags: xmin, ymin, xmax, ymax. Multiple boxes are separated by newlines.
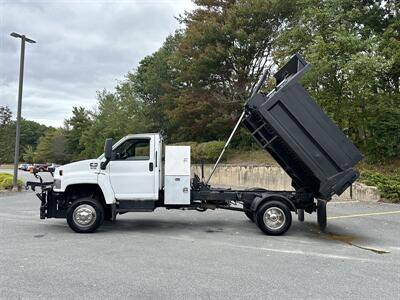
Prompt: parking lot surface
<box><xmin>0</xmin><ymin>171</ymin><xmax>399</xmax><ymax>299</ymax></box>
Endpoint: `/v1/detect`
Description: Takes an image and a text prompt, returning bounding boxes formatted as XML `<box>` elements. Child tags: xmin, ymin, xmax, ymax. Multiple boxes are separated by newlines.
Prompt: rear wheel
<box><xmin>317</xmin><ymin>199</ymin><xmax>327</xmax><ymax>230</ymax></box>
<box><xmin>255</xmin><ymin>201</ymin><xmax>292</xmax><ymax>235</ymax></box>
<box><xmin>67</xmin><ymin>197</ymin><xmax>104</xmax><ymax>233</ymax></box>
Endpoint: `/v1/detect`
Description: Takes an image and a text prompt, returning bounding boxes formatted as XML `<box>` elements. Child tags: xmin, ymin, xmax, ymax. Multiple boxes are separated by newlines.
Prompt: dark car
<box><xmin>18</xmin><ymin>163</ymin><xmax>31</xmax><ymax>171</ymax></box>
<box><xmin>34</xmin><ymin>163</ymin><xmax>49</xmax><ymax>172</ymax></box>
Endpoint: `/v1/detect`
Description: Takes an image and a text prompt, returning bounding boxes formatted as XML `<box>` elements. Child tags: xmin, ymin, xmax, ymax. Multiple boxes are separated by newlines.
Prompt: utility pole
<box><xmin>10</xmin><ymin>32</ymin><xmax>36</xmax><ymax>191</ymax></box>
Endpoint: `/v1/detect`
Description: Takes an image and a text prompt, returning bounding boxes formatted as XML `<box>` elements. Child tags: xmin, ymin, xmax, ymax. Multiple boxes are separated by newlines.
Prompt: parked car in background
<box><xmin>18</xmin><ymin>163</ymin><xmax>31</xmax><ymax>171</ymax></box>
<box><xmin>47</xmin><ymin>163</ymin><xmax>61</xmax><ymax>172</ymax></box>
<box><xmin>33</xmin><ymin>163</ymin><xmax>49</xmax><ymax>172</ymax></box>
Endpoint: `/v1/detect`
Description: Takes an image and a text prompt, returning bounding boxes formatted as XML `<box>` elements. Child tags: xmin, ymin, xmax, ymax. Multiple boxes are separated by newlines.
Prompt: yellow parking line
<box><xmin>328</xmin><ymin>210</ymin><xmax>400</xmax><ymax>220</ymax></box>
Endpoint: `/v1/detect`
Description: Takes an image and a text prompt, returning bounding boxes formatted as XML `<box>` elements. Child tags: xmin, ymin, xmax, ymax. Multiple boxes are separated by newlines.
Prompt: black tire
<box><xmin>298</xmin><ymin>209</ymin><xmax>305</xmax><ymax>222</ymax></box>
<box><xmin>243</xmin><ymin>203</ymin><xmax>254</xmax><ymax>222</ymax></box>
<box><xmin>255</xmin><ymin>201</ymin><xmax>292</xmax><ymax>236</ymax></box>
<box><xmin>67</xmin><ymin>197</ymin><xmax>104</xmax><ymax>233</ymax></box>
<box><xmin>317</xmin><ymin>199</ymin><xmax>327</xmax><ymax>230</ymax></box>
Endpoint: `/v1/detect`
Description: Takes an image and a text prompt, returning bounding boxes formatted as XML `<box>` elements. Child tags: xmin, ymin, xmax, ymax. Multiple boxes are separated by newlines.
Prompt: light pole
<box><xmin>10</xmin><ymin>32</ymin><xmax>36</xmax><ymax>191</ymax></box>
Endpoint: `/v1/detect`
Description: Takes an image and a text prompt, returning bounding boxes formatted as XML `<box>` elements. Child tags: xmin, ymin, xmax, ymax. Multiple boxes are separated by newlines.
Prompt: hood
<box><xmin>54</xmin><ymin>159</ymin><xmax>101</xmax><ymax>179</ymax></box>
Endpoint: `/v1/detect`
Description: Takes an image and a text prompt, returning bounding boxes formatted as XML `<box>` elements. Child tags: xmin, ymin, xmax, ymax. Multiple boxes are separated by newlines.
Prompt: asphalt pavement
<box><xmin>0</xmin><ymin>170</ymin><xmax>399</xmax><ymax>299</ymax></box>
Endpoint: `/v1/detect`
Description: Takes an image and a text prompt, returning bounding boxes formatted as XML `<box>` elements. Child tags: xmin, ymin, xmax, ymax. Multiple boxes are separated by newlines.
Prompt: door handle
<box><xmin>149</xmin><ymin>162</ymin><xmax>154</xmax><ymax>172</ymax></box>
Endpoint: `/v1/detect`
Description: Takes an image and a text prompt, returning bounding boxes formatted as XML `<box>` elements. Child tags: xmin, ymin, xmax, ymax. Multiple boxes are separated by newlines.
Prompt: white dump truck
<box><xmin>27</xmin><ymin>54</ymin><xmax>362</xmax><ymax>235</ymax></box>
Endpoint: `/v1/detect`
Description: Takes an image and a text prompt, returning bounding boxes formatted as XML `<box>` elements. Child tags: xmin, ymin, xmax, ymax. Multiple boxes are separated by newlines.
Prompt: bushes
<box><xmin>174</xmin><ymin>141</ymin><xmax>225</xmax><ymax>163</ymax></box>
<box><xmin>360</xmin><ymin>171</ymin><xmax>400</xmax><ymax>203</ymax></box>
<box><xmin>0</xmin><ymin>173</ymin><xmax>23</xmax><ymax>190</ymax></box>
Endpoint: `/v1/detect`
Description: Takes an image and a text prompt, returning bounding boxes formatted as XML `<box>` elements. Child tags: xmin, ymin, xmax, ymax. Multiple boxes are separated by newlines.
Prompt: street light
<box><xmin>10</xmin><ymin>32</ymin><xmax>36</xmax><ymax>191</ymax></box>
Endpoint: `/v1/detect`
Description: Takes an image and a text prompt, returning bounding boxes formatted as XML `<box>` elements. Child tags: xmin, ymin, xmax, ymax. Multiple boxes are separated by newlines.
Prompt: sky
<box><xmin>0</xmin><ymin>0</ymin><xmax>195</xmax><ymax>127</ymax></box>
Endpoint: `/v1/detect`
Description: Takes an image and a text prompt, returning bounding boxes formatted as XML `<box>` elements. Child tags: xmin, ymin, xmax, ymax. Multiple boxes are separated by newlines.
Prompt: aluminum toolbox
<box><xmin>243</xmin><ymin>54</ymin><xmax>362</xmax><ymax>199</ymax></box>
<box><xmin>164</xmin><ymin>146</ymin><xmax>191</xmax><ymax>205</ymax></box>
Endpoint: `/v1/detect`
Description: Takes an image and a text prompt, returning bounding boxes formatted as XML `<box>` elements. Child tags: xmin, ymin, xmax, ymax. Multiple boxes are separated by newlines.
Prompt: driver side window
<box><xmin>112</xmin><ymin>138</ymin><xmax>150</xmax><ymax>161</ymax></box>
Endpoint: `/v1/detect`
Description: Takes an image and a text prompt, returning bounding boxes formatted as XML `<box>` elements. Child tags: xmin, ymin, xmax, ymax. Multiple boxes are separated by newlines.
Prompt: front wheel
<box><xmin>255</xmin><ymin>201</ymin><xmax>292</xmax><ymax>235</ymax></box>
<box><xmin>67</xmin><ymin>198</ymin><xmax>104</xmax><ymax>233</ymax></box>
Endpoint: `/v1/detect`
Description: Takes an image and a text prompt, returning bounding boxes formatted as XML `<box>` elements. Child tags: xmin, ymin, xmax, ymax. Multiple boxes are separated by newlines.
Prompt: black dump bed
<box><xmin>243</xmin><ymin>54</ymin><xmax>362</xmax><ymax>200</ymax></box>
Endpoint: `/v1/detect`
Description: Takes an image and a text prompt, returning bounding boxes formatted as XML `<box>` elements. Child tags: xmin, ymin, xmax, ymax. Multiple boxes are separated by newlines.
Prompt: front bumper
<box><xmin>26</xmin><ymin>181</ymin><xmax>67</xmax><ymax>219</ymax></box>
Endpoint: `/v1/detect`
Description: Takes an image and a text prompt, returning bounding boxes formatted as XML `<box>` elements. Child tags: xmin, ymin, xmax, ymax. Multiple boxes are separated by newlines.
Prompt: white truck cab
<box><xmin>53</xmin><ymin>133</ymin><xmax>191</xmax><ymax>206</ymax></box>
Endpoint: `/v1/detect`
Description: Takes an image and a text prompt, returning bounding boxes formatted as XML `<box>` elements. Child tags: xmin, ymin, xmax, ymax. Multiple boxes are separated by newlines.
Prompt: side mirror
<box><xmin>104</xmin><ymin>138</ymin><xmax>113</xmax><ymax>160</ymax></box>
<box><xmin>101</xmin><ymin>138</ymin><xmax>113</xmax><ymax>170</ymax></box>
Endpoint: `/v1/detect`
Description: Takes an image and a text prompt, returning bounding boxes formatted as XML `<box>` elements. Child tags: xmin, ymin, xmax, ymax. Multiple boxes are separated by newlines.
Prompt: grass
<box><xmin>0</xmin><ymin>164</ymin><xmax>14</xmax><ymax>169</ymax></box>
<box><xmin>357</xmin><ymin>158</ymin><xmax>400</xmax><ymax>176</ymax></box>
<box><xmin>0</xmin><ymin>173</ymin><xmax>23</xmax><ymax>191</ymax></box>
<box><xmin>224</xmin><ymin>149</ymin><xmax>277</xmax><ymax>165</ymax></box>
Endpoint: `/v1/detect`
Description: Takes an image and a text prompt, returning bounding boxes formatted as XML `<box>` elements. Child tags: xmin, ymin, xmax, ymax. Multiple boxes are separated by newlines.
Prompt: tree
<box><xmin>0</xmin><ymin>106</ymin><xmax>12</xmax><ymax>126</ymax></box>
<box><xmin>22</xmin><ymin>145</ymin><xmax>35</xmax><ymax>163</ymax></box>
<box><xmin>35</xmin><ymin>129</ymin><xmax>68</xmax><ymax>164</ymax></box>
<box><xmin>130</xmin><ymin>33</ymin><xmax>183</xmax><ymax>135</ymax></box>
<box><xmin>276</xmin><ymin>0</ymin><xmax>400</xmax><ymax>161</ymax></box>
<box><xmin>20</xmin><ymin>119</ymin><xmax>49</xmax><ymax>149</ymax></box>
<box><xmin>164</xmin><ymin>0</ymin><xmax>296</xmax><ymax>141</ymax></box>
<box><xmin>0</xmin><ymin>106</ymin><xmax>14</xmax><ymax>163</ymax></box>
<box><xmin>80</xmin><ymin>90</ymin><xmax>143</xmax><ymax>158</ymax></box>
<box><xmin>65</xmin><ymin>107</ymin><xmax>92</xmax><ymax>161</ymax></box>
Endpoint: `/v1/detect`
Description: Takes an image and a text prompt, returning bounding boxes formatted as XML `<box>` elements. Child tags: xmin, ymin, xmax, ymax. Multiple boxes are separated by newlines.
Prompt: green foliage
<box><xmin>0</xmin><ymin>121</ymin><xmax>14</xmax><ymax>163</ymax></box>
<box><xmin>165</xmin><ymin>0</ymin><xmax>296</xmax><ymax>142</ymax></box>
<box><xmin>20</xmin><ymin>119</ymin><xmax>48</xmax><ymax>149</ymax></box>
<box><xmin>0</xmin><ymin>106</ymin><xmax>12</xmax><ymax>126</ymax></box>
<box><xmin>0</xmin><ymin>106</ymin><xmax>49</xmax><ymax>163</ymax></box>
<box><xmin>176</xmin><ymin>141</ymin><xmax>225</xmax><ymax>163</ymax></box>
<box><xmin>360</xmin><ymin>171</ymin><xmax>400</xmax><ymax>203</ymax></box>
<box><xmin>65</xmin><ymin>107</ymin><xmax>92</xmax><ymax>161</ymax></box>
<box><xmin>22</xmin><ymin>145</ymin><xmax>35</xmax><ymax>163</ymax></box>
<box><xmin>131</xmin><ymin>33</ymin><xmax>183</xmax><ymax>134</ymax></box>
<box><xmin>79</xmin><ymin>89</ymin><xmax>149</xmax><ymax>158</ymax></box>
<box><xmin>0</xmin><ymin>173</ymin><xmax>23</xmax><ymax>190</ymax></box>
<box><xmin>60</xmin><ymin>0</ymin><xmax>399</xmax><ymax>165</ymax></box>
<box><xmin>276</xmin><ymin>0</ymin><xmax>400</xmax><ymax>161</ymax></box>
<box><xmin>35</xmin><ymin>129</ymin><xmax>68</xmax><ymax>164</ymax></box>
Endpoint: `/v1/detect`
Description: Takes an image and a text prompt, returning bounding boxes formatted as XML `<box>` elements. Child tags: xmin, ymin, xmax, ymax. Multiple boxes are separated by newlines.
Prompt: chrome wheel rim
<box><xmin>73</xmin><ymin>204</ymin><xmax>96</xmax><ymax>227</ymax></box>
<box><xmin>263</xmin><ymin>207</ymin><xmax>286</xmax><ymax>230</ymax></box>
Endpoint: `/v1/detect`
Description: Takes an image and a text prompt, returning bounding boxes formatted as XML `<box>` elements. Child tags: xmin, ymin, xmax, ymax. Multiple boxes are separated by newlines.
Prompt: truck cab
<box><xmin>99</xmin><ymin>133</ymin><xmax>162</xmax><ymax>201</ymax></box>
<box><xmin>50</xmin><ymin>133</ymin><xmax>192</xmax><ymax>230</ymax></box>
<box><xmin>54</xmin><ymin>133</ymin><xmax>165</xmax><ymax>204</ymax></box>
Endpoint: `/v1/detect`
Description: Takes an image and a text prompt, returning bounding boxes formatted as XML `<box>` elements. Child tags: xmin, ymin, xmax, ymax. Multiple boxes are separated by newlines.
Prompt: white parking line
<box><xmin>330</xmin><ymin>200</ymin><xmax>359</xmax><ymax>204</ymax></box>
<box><xmin>328</xmin><ymin>210</ymin><xmax>400</xmax><ymax>220</ymax></box>
<box><xmin>212</xmin><ymin>241</ymin><xmax>391</xmax><ymax>263</ymax></box>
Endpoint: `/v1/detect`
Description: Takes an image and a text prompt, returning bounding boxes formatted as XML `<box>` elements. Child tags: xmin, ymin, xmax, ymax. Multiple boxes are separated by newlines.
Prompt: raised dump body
<box><xmin>243</xmin><ymin>54</ymin><xmax>362</xmax><ymax>200</ymax></box>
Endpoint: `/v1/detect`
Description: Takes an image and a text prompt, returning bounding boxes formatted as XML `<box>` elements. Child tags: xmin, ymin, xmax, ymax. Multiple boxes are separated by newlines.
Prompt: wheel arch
<box><xmin>250</xmin><ymin>193</ymin><xmax>297</xmax><ymax>213</ymax></box>
<box><xmin>64</xmin><ymin>183</ymin><xmax>108</xmax><ymax>211</ymax></box>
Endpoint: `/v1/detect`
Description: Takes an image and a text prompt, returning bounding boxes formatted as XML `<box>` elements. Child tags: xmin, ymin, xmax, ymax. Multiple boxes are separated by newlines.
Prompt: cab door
<box><xmin>108</xmin><ymin>136</ymin><xmax>157</xmax><ymax>200</ymax></box>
